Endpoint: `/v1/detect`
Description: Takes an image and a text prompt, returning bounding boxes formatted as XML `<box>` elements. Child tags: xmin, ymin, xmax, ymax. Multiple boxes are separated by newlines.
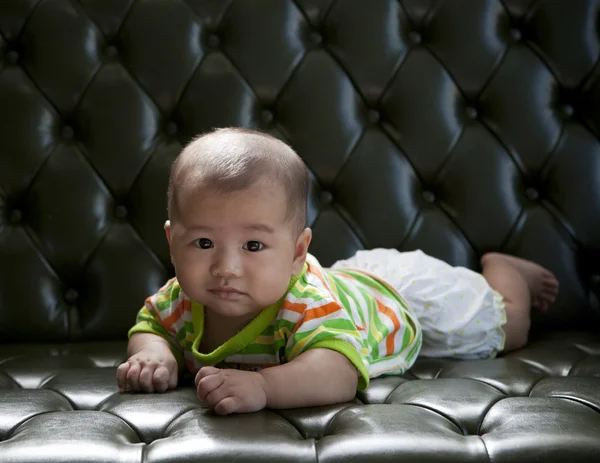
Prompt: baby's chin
<box><xmin>205</xmin><ymin>304</ymin><xmax>262</xmax><ymax>318</ymax></box>
<box><xmin>209</xmin><ymin>300</ymin><xmax>289</xmax><ymax>323</ymax></box>
<box><xmin>200</xmin><ymin>295</ymin><xmax>266</xmax><ymax>318</ymax></box>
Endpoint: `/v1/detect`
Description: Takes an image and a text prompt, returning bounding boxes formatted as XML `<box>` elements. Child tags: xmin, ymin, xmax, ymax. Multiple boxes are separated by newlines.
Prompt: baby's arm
<box><xmin>261</xmin><ymin>348</ymin><xmax>358</xmax><ymax>408</ymax></box>
<box><xmin>119</xmin><ymin>279</ymin><xmax>186</xmax><ymax>393</ymax></box>
<box><xmin>195</xmin><ymin>348</ymin><xmax>358</xmax><ymax>414</ymax></box>
<box><xmin>117</xmin><ymin>333</ymin><xmax>179</xmax><ymax>393</ymax></box>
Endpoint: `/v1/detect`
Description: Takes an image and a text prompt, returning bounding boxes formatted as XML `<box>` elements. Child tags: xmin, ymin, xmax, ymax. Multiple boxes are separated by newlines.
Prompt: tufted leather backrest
<box><xmin>1</xmin><ymin>0</ymin><xmax>599</xmax><ymax>343</ymax></box>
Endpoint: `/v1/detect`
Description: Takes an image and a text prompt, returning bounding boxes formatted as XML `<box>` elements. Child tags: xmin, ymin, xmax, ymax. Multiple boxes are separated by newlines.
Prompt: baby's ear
<box><xmin>164</xmin><ymin>220</ymin><xmax>172</xmax><ymax>246</ymax></box>
<box><xmin>292</xmin><ymin>227</ymin><xmax>312</xmax><ymax>274</ymax></box>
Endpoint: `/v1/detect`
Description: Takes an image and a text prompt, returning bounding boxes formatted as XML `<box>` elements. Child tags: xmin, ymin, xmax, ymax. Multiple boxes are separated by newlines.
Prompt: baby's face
<box><xmin>166</xmin><ymin>180</ymin><xmax>309</xmax><ymax>321</ymax></box>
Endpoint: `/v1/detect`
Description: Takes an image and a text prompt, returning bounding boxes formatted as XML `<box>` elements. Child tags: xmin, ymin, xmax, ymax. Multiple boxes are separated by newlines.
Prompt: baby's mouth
<box><xmin>209</xmin><ymin>286</ymin><xmax>246</xmax><ymax>300</ymax></box>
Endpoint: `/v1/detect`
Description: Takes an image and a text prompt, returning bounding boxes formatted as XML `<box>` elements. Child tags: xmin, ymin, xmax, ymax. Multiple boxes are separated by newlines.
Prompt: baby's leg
<box><xmin>480</xmin><ymin>253</ymin><xmax>559</xmax><ymax>352</ymax></box>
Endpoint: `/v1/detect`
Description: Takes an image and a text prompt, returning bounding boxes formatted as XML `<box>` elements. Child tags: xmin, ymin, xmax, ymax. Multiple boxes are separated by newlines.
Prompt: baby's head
<box><xmin>165</xmin><ymin>128</ymin><xmax>312</xmax><ymax>321</ymax></box>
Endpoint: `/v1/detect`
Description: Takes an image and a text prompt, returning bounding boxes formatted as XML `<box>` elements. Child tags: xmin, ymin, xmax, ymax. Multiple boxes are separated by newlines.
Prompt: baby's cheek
<box><xmin>261</xmin><ymin>267</ymin><xmax>293</xmax><ymax>298</ymax></box>
<box><xmin>177</xmin><ymin>267</ymin><xmax>205</xmax><ymax>298</ymax></box>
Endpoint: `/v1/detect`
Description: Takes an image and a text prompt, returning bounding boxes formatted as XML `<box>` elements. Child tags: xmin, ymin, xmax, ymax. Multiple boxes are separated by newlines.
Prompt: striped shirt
<box><xmin>129</xmin><ymin>253</ymin><xmax>422</xmax><ymax>389</ymax></box>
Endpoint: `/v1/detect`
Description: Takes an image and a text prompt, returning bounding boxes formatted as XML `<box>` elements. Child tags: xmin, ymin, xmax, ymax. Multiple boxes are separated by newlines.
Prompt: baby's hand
<box><xmin>117</xmin><ymin>346</ymin><xmax>178</xmax><ymax>393</ymax></box>
<box><xmin>195</xmin><ymin>367</ymin><xmax>268</xmax><ymax>415</ymax></box>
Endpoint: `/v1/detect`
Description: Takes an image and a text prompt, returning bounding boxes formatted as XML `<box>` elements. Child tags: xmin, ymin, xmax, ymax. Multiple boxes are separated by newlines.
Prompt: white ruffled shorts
<box><xmin>331</xmin><ymin>249</ymin><xmax>507</xmax><ymax>359</ymax></box>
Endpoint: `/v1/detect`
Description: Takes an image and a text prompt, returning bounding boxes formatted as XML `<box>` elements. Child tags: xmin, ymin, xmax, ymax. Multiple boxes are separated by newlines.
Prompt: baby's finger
<box><xmin>203</xmin><ymin>383</ymin><xmax>229</xmax><ymax>409</ymax></box>
<box><xmin>153</xmin><ymin>366</ymin><xmax>170</xmax><ymax>393</ymax></box>
<box><xmin>195</xmin><ymin>366</ymin><xmax>220</xmax><ymax>387</ymax></box>
<box><xmin>214</xmin><ymin>396</ymin><xmax>239</xmax><ymax>416</ymax></box>
<box><xmin>116</xmin><ymin>362</ymin><xmax>130</xmax><ymax>393</ymax></box>
<box><xmin>139</xmin><ymin>364</ymin><xmax>157</xmax><ymax>393</ymax></box>
<box><xmin>126</xmin><ymin>362</ymin><xmax>141</xmax><ymax>391</ymax></box>
<box><xmin>197</xmin><ymin>372</ymin><xmax>225</xmax><ymax>403</ymax></box>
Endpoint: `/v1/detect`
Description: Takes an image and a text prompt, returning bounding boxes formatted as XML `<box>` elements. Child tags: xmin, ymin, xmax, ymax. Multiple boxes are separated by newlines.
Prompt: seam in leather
<box><xmin>475</xmin><ymin>395</ymin><xmax>507</xmax><ymax>436</ymax></box>
<box><xmin>404</xmin><ymin>402</ymin><xmax>465</xmax><ymax>435</ymax></box>
<box><xmin>270</xmin><ymin>408</ymin><xmax>312</xmax><ymax>439</ymax></box>
<box><xmin>565</xmin><ymin>353</ymin><xmax>593</xmax><ymax>377</ymax></box>
<box><xmin>38</xmin><ymin>387</ymin><xmax>76</xmax><ymax>411</ymax></box>
<box><xmin>3</xmin><ymin>410</ymin><xmax>59</xmax><ymax>441</ymax></box>
<box><xmin>465</xmin><ymin>378</ymin><xmax>509</xmax><ymax>395</ymax></box>
<box><xmin>546</xmin><ymin>395</ymin><xmax>600</xmax><ymax>415</ymax></box>
<box><xmin>100</xmin><ymin>409</ymin><xmax>145</xmax><ymax>444</ymax></box>
<box><xmin>479</xmin><ymin>430</ymin><xmax>493</xmax><ymax>460</ymax></box>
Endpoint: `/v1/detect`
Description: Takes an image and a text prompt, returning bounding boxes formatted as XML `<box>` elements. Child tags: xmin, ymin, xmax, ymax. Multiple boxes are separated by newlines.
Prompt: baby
<box><xmin>116</xmin><ymin>128</ymin><xmax>559</xmax><ymax>415</ymax></box>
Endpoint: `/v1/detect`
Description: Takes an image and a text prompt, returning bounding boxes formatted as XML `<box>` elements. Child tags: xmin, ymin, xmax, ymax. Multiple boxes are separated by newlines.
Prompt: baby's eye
<box><xmin>194</xmin><ymin>238</ymin><xmax>213</xmax><ymax>249</ymax></box>
<box><xmin>243</xmin><ymin>241</ymin><xmax>264</xmax><ymax>252</ymax></box>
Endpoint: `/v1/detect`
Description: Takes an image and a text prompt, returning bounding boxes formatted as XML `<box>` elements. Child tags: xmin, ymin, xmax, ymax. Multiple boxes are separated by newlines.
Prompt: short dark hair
<box><xmin>168</xmin><ymin>128</ymin><xmax>308</xmax><ymax>236</ymax></box>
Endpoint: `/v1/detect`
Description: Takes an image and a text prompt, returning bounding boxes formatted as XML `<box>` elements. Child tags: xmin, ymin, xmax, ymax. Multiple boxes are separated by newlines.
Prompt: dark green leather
<box><xmin>1</xmin><ymin>0</ymin><xmax>599</xmax><ymax>461</ymax></box>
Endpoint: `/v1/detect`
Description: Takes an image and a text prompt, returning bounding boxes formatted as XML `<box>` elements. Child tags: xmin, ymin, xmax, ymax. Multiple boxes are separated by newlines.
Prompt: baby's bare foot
<box><xmin>481</xmin><ymin>252</ymin><xmax>559</xmax><ymax>312</ymax></box>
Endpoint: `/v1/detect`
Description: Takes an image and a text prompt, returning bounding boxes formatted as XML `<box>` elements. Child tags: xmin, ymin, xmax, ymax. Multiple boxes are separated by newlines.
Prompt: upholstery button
<box><xmin>320</xmin><ymin>191</ymin><xmax>333</xmax><ymax>205</ymax></box>
<box><xmin>422</xmin><ymin>190</ymin><xmax>436</xmax><ymax>203</ymax></box>
<box><xmin>9</xmin><ymin>209</ymin><xmax>22</xmax><ymax>224</ymax></box>
<box><xmin>367</xmin><ymin>109</ymin><xmax>380</xmax><ymax>123</ymax></box>
<box><xmin>465</xmin><ymin>106</ymin><xmax>478</xmax><ymax>120</ymax></box>
<box><xmin>208</xmin><ymin>34</ymin><xmax>220</xmax><ymax>48</ymax></box>
<box><xmin>65</xmin><ymin>289</ymin><xmax>79</xmax><ymax>303</ymax></box>
<box><xmin>6</xmin><ymin>50</ymin><xmax>19</xmax><ymax>64</ymax></box>
<box><xmin>510</xmin><ymin>28</ymin><xmax>522</xmax><ymax>41</ymax></box>
<box><xmin>115</xmin><ymin>205</ymin><xmax>128</xmax><ymax>219</ymax></box>
<box><xmin>409</xmin><ymin>31</ymin><xmax>422</xmax><ymax>45</ymax></box>
<box><xmin>525</xmin><ymin>187</ymin><xmax>539</xmax><ymax>200</ymax></box>
<box><xmin>165</xmin><ymin>122</ymin><xmax>178</xmax><ymax>135</ymax></box>
<box><xmin>561</xmin><ymin>104</ymin><xmax>574</xmax><ymax>118</ymax></box>
<box><xmin>261</xmin><ymin>109</ymin><xmax>274</xmax><ymax>124</ymax></box>
<box><xmin>105</xmin><ymin>45</ymin><xmax>118</xmax><ymax>58</ymax></box>
<box><xmin>309</xmin><ymin>31</ymin><xmax>322</xmax><ymax>46</ymax></box>
<box><xmin>61</xmin><ymin>126</ymin><xmax>74</xmax><ymax>140</ymax></box>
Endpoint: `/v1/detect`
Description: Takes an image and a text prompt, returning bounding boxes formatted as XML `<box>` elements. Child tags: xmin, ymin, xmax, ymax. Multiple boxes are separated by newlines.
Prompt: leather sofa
<box><xmin>1</xmin><ymin>0</ymin><xmax>599</xmax><ymax>461</ymax></box>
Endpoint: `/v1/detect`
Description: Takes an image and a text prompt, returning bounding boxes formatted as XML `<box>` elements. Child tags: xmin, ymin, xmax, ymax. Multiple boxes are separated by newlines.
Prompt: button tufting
<box><xmin>409</xmin><ymin>31</ymin><xmax>422</xmax><ymax>45</ymax></box>
<box><xmin>9</xmin><ymin>209</ymin><xmax>22</xmax><ymax>224</ymax></box>
<box><xmin>6</xmin><ymin>50</ymin><xmax>19</xmax><ymax>64</ymax></box>
<box><xmin>510</xmin><ymin>28</ymin><xmax>522</xmax><ymax>41</ymax></box>
<box><xmin>320</xmin><ymin>191</ymin><xmax>333</xmax><ymax>205</ymax></box>
<box><xmin>561</xmin><ymin>104</ymin><xmax>574</xmax><ymax>118</ymax></box>
<box><xmin>465</xmin><ymin>106</ymin><xmax>478</xmax><ymax>120</ymax></box>
<box><xmin>367</xmin><ymin>109</ymin><xmax>380</xmax><ymax>124</ymax></box>
<box><xmin>61</xmin><ymin>126</ymin><xmax>74</xmax><ymax>140</ymax></box>
<box><xmin>525</xmin><ymin>187</ymin><xmax>539</xmax><ymax>200</ymax></box>
<box><xmin>208</xmin><ymin>34</ymin><xmax>221</xmax><ymax>48</ymax></box>
<box><xmin>115</xmin><ymin>205</ymin><xmax>128</xmax><ymax>219</ymax></box>
<box><xmin>64</xmin><ymin>289</ymin><xmax>79</xmax><ymax>303</ymax></box>
<box><xmin>261</xmin><ymin>109</ymin><xmax>274</xmax><ymax>124</ymax></box>
<box><xmin>309</xmin><ymin>30</ymin><xmax>323</xmax><ymax>46</ymax></box>
<box><xmin>165</xmin><ymin>122</ymin><xmax>178</xmax><ymax>135</ymax></box>
<box><xmin>422</xmin><ymin>191</ymin><xmax>436</xmax><ymax>203</ymax></box>
<box><xmin>105</xmin><ymin>45</ymin><xmax>118</xmax><ymax>58</ymax></box>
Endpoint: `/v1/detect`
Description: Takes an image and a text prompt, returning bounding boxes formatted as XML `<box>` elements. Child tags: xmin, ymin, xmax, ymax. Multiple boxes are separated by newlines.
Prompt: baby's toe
<box><xmin>543</xmin><ymin>278</ymin><xmax>559</xmax><ymax>290</ymax></box>
<box><xmin>540</xmin><ymin>292</ymin><xmax>556</xmax><ymax>303</ymax></box>
<box><xmin>542</xmin><ymin>283</ymin><xmax>558</xmax><ymax>295</ymax></box>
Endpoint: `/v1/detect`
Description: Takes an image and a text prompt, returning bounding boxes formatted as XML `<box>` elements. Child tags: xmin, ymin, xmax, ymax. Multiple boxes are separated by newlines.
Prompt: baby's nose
<box><xmin>211</xmin><ymin>252</ymin><xmax>242</xmax><ymax>278</ymax></box>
